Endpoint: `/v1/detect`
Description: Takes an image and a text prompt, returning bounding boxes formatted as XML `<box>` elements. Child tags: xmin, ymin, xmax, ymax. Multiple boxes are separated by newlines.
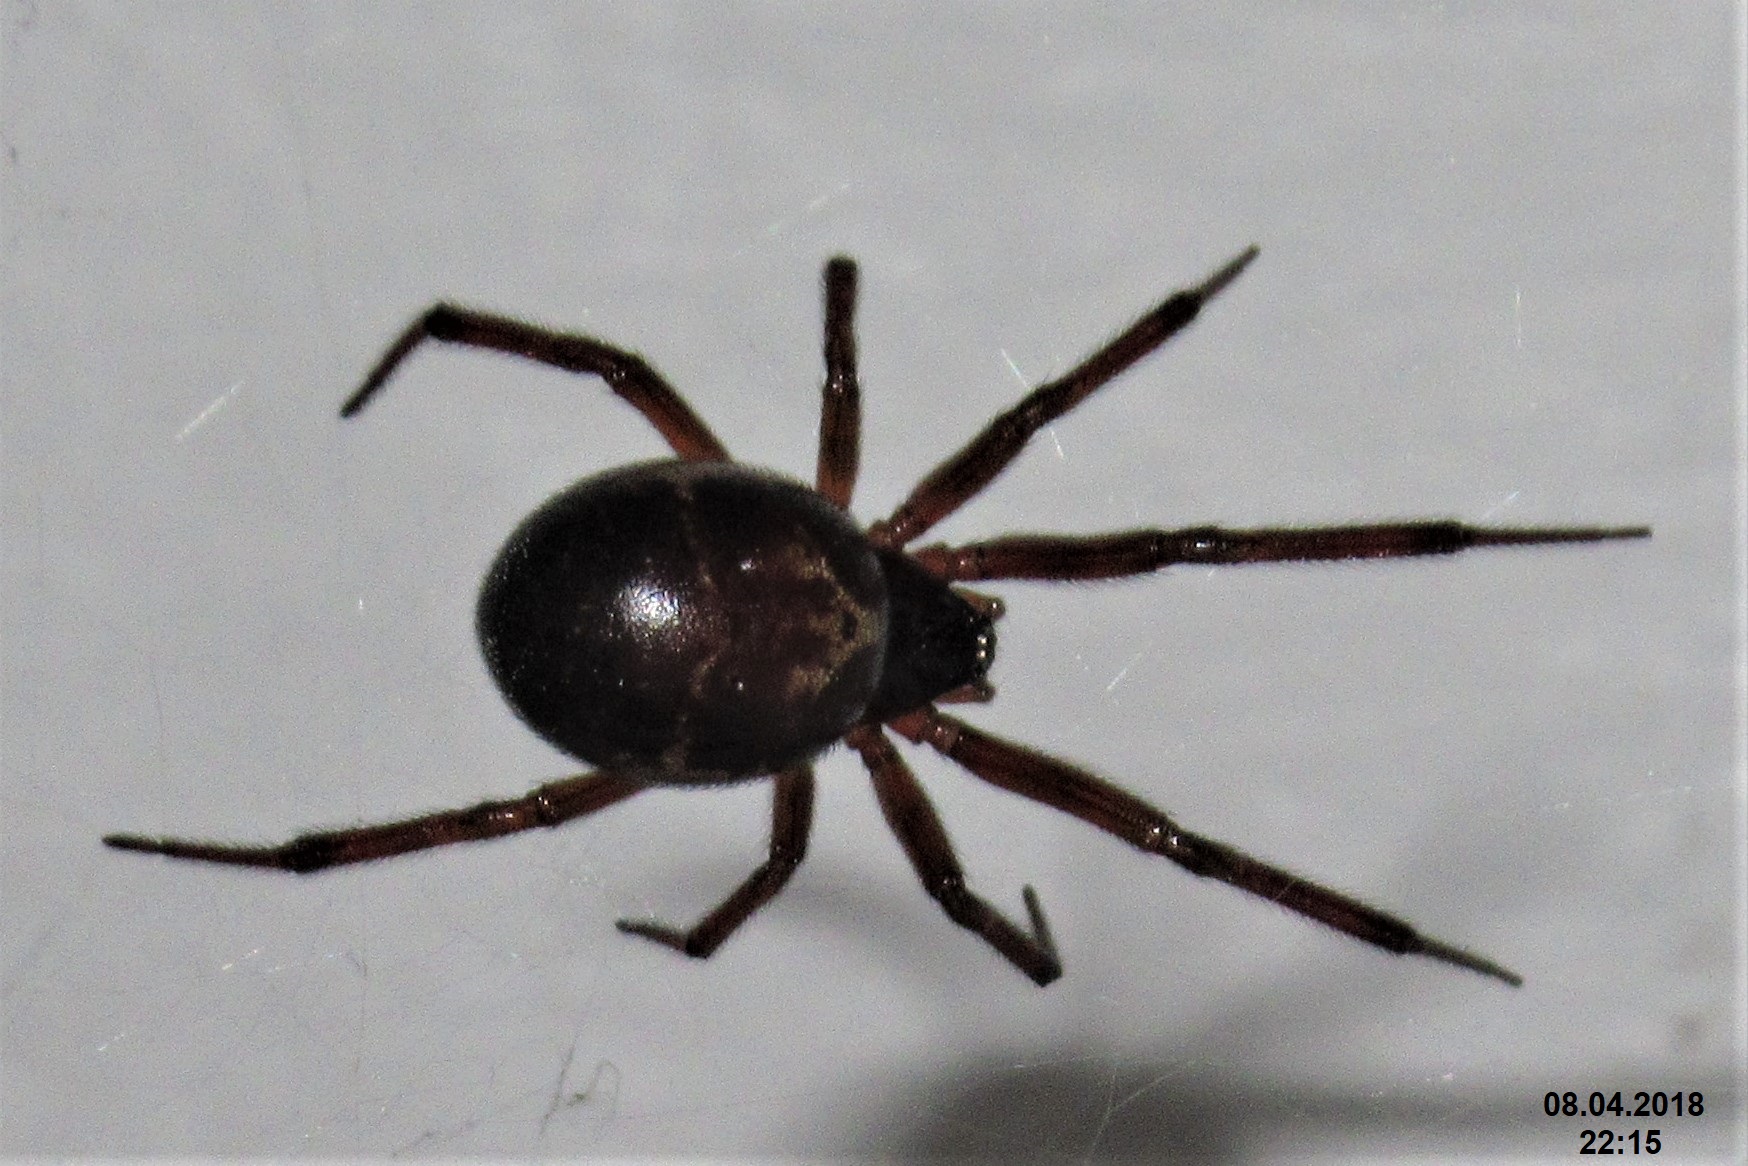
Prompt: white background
<box><xmin>3</xmin><ymin>5</ymin><xmax>1741</xmax><ymax>1161</ymax></box>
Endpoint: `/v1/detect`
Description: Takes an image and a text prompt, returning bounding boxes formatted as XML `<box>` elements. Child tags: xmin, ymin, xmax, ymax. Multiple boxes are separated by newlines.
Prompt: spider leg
<box><xmin>339</xmin><ymin>304</ymin><xmax>730</xmax><ymax>461</ymax></box>
<box><xmin>846</xmin><ymin>724</ymin><xmax>1062</xmax><ymax>986</ymax></box>
<box><xmin>103</xmin><ymin>771</ymin><xmax>646</xmax><ymax>873</ymax></box>
<box><xmin>910</xmin><ymin>520</ymin><xmax>1651</xmax><ymax>581</ymax></box>
<box><xmin>616</xmin><ymin>766</ymin><xmax>814</xmax><ymax>958</ymax></box>
<box><xmin>815</xmin><ymin>256</ymin><xmax>862</xmax><ymax>508</ymax></box>
<box><xmin>886</xmin><ymin>707</ymin><xmax>1523</xmax><ymax>985</ymax></box>
<box><xmin>870</xmin><ymin>245</ymin><xmax>1259</xmax><ymax>548</ymax></box>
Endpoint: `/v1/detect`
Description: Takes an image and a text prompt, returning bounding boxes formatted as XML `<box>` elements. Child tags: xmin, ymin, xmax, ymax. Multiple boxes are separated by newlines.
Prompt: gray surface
<box><xmin>3</xmin><ymin>5</ymin><xmax>1741</xmax><ymax>1161</ymax></box>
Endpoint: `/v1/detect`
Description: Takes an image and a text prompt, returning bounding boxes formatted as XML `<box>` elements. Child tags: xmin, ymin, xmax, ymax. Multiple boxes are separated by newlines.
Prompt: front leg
<box><xmin>869</xmin><ymin>246</ymin><xmax>1259</xmax><ymax>548</ymax></box>
<box><xmin>815</xmin><ymin>257</ymin><xmax>862</xmax><ymax>508</ymax></box>
<box><xmin>910</xmin><ymin>520</ymin><xmax>1649</xmax><ymax>582</ymax></box>
<box><xmin>340</xmin><ymin>303</ymin><xmax>731</xmax><ymax>461</ymax></box>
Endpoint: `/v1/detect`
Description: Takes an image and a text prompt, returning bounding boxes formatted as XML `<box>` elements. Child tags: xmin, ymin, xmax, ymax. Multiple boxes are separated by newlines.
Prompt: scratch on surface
<box><xmin>1544</xmin><ymin>774</ymin><xmax>1695</xmax><ymax>813</ymax></box>
<box><xmin>1478</xmin><ymin>491</ymin><xmax>1519</xmax><ymax>523</ymax></box>
<box><xmin>999</xmin><ymin>349</ymin><xmax>1062</xmax><ymax>458</ymax></box>
<box><xmin>176</xmin><ymin>380</ymin><xmax>243</xmax><ymax>442</ymax></box>
<box><xmin>1000</xmin><ymin>350</ymin><xmax>1064</xmax><ymax>458</ymax></box>
<box><xmin>217</xmin><ymin>947</ymin><xmax>262</xmax><ymax>973</ymax></box>
<box><xmin>1513</xmin><ymin>285</ymin><xmax>1523</xmax><ymax>349</ymax></box>
<box><xmin>757</xmin><ymin>183</ymin><xmax>852</xmax><ymax>241</ymax></box>
<box><xmin>1104</xmin><ymin>650</ymin><xmax>1146</xmax><ymax>694</ymax></box>
<box><xmin>1083</xmin><ymin>1061</ymin><xmax>1195</xmax><ymax>1162</ymax></box>
<box><xmin>804</xmin><ymin>184</ymin><xmax>850</xmax><ymax>214</ymax></box>
<box><xmin>149</xmin><ymin>662</ymin><xmax>166</xmax><ymax>774</ymax></box>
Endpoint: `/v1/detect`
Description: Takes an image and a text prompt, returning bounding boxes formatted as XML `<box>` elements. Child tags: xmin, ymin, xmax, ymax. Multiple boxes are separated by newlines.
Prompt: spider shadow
<box><xmin>773</xmin><ymin>883</ymin><xmax>1522</xmax><ymax>1160</ymax></box>
<box><xmin>871</xmin><ymin>1046</ymin><xmax>1533</xmax><ymax>1163</ymax></box>
<box><xmin>806</xmin><ymin>809</ymin><xmax>1550</xmax><ymax>1161</ymax></box>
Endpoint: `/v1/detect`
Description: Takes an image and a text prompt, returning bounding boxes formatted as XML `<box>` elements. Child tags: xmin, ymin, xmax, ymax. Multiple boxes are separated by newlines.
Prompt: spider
<box><xmin>105</xmin><ymin>247</ymin><xmax>1648</xmax><ymax>987</ymax></box>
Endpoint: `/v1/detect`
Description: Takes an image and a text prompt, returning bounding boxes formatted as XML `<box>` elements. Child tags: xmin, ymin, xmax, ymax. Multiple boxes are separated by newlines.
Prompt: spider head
<box><xmin>863</xmin><ymin>549</ymin><xmax>997</xmax><ymax>721</ymax></box>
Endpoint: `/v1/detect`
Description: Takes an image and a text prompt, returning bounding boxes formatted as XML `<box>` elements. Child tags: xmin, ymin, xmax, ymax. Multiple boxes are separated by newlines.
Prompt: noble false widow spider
<box><xmin>106</xmin><ymin>246</ymin><xmax>1648</xmax><ymax>987</ymax></box>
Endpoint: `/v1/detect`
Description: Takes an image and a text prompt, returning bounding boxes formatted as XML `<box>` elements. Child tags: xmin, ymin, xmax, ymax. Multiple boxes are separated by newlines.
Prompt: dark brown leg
<box><xmin>339</xmin><ymin>304</ymin><xmax>731</xmax><ymax>461</ymax></box>
<box><xmin>910</xmin><ymin>520</ymin><xmax>1651</xmax><ymax>581</ymax></box>
<box><xmin>846</xmin><ymin>725</ymin><xmax>1061</xmax><ymax>986</ymax></box>
<box><xmin>886</xmin><ymin>708</ymin><xmax>1523</xmax><ymax>985</ymax></box>
<box><xmin>870</xmin><ymin>246</ymin><xmax>1259</xmax><ymax>548</ymax></box>
<box><xmin>815</xmin><ymin>257</ymin><xmax>862</xmax><ymax>508</ymax></box>
<box><xmin>616</xmin><ymin>767</ymin><xmax>814</xmax><ymax>958</ymax></box>
<box><xmin>103</xmin><ymin>772</ymin><xmax>647</xmax><ymax>873</ymax></box>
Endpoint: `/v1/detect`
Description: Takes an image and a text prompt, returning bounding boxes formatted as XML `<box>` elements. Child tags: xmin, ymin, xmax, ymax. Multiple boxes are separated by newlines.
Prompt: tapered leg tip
<box><xmin>1199</xmin><ymin>245</ymin><xmax>1261</xmax><ymax>300</ymax></box>
<box><xmin>1415</xmin><ymin>934</ymin><xmax>1524</xmax><ymax>987</ymax></box>
<box><xmin>1020</xmin><ymin>885</ymin><xmax>1064</xmax><ymax>986</ymax></box>
<box><xmin>616</xmin><ymin>917</ymin><xmax>701</xmax><ymax>956</ymax></box>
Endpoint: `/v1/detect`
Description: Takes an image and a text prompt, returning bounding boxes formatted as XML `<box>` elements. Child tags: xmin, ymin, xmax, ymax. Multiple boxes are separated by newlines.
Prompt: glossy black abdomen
<box><xmin>477</xmin><ymin>460</ymin><xmax>890</xmax><ymax>782</ymax></box>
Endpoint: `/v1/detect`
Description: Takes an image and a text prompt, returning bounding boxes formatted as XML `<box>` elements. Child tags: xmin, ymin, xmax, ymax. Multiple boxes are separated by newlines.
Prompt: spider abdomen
<box><xmin>477</xmin><ymin>460</ymin><xmax>890</xmax><ymax>783</ymax></box>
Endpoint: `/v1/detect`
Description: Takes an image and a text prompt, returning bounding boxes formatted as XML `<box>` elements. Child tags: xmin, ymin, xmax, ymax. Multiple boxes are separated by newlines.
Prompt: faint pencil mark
<box><xmin>539</xmin><ymin>1037</ymin><xmax>619</xmax><ymax>1139</ymax></box>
